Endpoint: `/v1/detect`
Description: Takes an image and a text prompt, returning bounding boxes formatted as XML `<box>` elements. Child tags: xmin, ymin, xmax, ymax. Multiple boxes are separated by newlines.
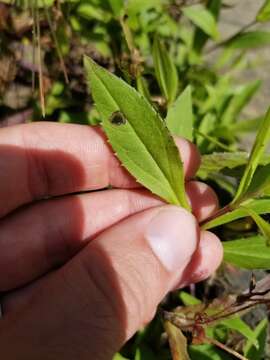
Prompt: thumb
<box><xmin>0</xmin><ymin>205</ymin><xmax>199</xmax><ymax>360</ymax></box>
<box><xmin>83</xmin><ymin>205</ymin><xmax>200</xmax><ymax>341</ymax></box>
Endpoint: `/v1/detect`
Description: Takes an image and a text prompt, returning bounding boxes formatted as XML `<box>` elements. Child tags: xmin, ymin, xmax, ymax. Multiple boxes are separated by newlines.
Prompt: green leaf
<box><xmin>152</xmin><ymin>37</ymin><xmax>178</xmax><ymax>104</ymax></box>
<box><xmin>202</xmin><ymin>198</ymin><xmax>270</xmax><ymax>230</ymax></box>
<box><xmin>207</xmin><ymin>173</ymin><xmax>236</xmax><ymax>197</ymax></box>
<box><xmin>220</xmin><ymin>317</ymin><xmax>258</xmax><ymax>348</ymax></box>
<box><xmin>77</xmin><ymin>3</ymin><xmax>112</xmax><ymax>22</ymax></box>
<box><xmin>244</xmin><ymin>164</ymin><xmax>270</xmax><ymax>199</ymax></box>
<box><xmin>107</xmin><ymin>0</ymin><xmax>124</xmax><ymax>16</ymax></box>
<box><xmin>244</xmin><ymin>318</ymin><xmax>268</xmax><ymax>359</ymax></box>
<box><xmin>84</xmin><ymin>56</ymin><xmax>190</xmax><ymax>209</ymax></box>
<box><xmin>227</xmin><ymin>31</ymin><xmax>270</xmax><ymax>49</ymax></box>
<box><xmin>135</xmin><ymin>345</ymin><xmax>156</xmax><ymax>360</ymax></box>
<box><xmin>233</xmin><ymin>107</ymin><xmax>270</xmax><ymax>203</ymax></box>
<box><xmin>196</xmin><ymin>113</ymin><xmax>215</xmax><ymax>151</ymax></box>
<box><xmin>221</xmin><ymin>81</ymin><xmax>261</xmax><ymax>126</ymax></box>
<box><xmin>189</xmin><ymin>344</ymin><xmax>231</xmax><ymax>360</ymax></box>
<box><xmin>223</xmin><ymin>235</ymin><xmax>270</xmax><ymax>269</ymax></box>
<box><xmin>136</xmin><ymin>75</ymin><xmax>151</xmax><ymax>103</ymax></box>
<box><xmin>193</xmin><ymin>0</ymin><xmax>222</xmax><ymax>53</ymax></box>
<box><xmin>240</xmin><ymin>207</ymin><xmax>270</xmax><ymax>246</ymax></box>
<box><xmin>182</xmin><ymin>5</ymin><xmax>219</xmax><ymax>40</ymax></box>
<box><xmin>166</xmin><ymin>86</ymin><xmax>193</xmax><ymax>141</ymax></box>
<box><xmin>230</xmin><ymin>117</ymin><xmax>263</xmax><ymax>134</ymax></box>
<box><xmin>256</xmin><ymin>0</ymin><xmax>270</xmax><ymax>22</ymax></box>
<box><xmin>125</xmin><ymin>0</ymin><xmax>161</xmax><ymax>15</ymax></box>
<box><xmin>113</xmin><ymin>354</ymin><xmax>129</xmax><ymax>360</ymax></box>
<box><xmin>179</xmin><ymin>291</ymin><xmax>201</xmax><ymax>306</ymax></box>
<box><xmin>198</xmin><ymin>152</ymin><xmax>270</xmax><ymax>179</ymax></box>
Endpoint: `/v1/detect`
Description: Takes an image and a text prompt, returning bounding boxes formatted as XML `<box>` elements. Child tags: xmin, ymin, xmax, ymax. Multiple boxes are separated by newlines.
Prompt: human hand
<box><xmin>0</xmin><ymin>122</ymin><xmax>222</xmax><ymax>360</ymax></box>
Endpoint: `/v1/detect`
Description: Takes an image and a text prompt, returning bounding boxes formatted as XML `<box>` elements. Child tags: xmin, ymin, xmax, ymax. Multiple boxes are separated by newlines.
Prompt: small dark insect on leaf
<box><xmin>109</xmin><ymin>111</ymin><xmax>127</xmax><ymax>126</ymax></box>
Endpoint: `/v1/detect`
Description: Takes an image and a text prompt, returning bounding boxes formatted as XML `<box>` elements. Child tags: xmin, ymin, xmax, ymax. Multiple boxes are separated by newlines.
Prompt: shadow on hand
<box><xmin>0</xmin><ymin>144</ymin><xmax>129</xmax><ymax>360</ymax></box>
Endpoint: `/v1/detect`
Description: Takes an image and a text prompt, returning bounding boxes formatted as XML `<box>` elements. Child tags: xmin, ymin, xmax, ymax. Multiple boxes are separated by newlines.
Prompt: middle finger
<box><xmin>0</xmin><ymin>183</ymin><xmax>218</xmax><ymax>292</ymax></box>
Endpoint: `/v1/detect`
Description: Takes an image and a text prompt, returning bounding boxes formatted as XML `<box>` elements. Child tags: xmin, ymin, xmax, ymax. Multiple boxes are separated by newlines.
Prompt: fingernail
<box><xmin>145</xmin><ymin>206</ymin><xmax>198</xmax><ymax>272</ymax></box>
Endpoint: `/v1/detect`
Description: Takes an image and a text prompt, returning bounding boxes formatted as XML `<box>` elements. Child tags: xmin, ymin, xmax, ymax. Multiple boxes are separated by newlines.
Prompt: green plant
<box><xmin>1</xmin><ymin>0</ymin><xmax>270</xmax><ymax>359</ymax></box>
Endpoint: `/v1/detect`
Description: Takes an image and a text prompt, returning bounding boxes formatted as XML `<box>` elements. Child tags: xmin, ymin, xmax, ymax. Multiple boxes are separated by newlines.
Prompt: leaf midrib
<box><xmin>92</xmin><ymin>64</ymin><xmax>180</xmax><ymax>203</ymax></box>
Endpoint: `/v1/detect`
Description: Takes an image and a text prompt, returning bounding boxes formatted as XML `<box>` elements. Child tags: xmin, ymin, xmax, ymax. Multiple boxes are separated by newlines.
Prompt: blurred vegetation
<box><xmin>1</xmin><ymin>0</ymin><xmax>270</xmax><ymax>359</ymax></box>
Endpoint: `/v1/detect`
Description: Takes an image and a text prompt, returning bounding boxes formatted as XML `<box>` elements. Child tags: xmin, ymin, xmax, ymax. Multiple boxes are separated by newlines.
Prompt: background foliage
<box><xmin>1</xmin><ymin>0</ymin><xmax>270</xmax><ymax>359</ymax></box>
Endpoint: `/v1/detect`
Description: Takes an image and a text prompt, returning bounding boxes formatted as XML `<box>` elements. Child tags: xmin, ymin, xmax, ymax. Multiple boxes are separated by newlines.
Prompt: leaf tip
<box><xmin>83</xmin><ymin>55</ymin><xmax>98</xmax><ymax>76</ymax></box>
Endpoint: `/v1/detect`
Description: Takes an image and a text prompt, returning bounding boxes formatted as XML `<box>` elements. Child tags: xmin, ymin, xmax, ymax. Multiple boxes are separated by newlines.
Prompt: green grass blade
<box><xmin>221</xmin><ymin>80</ymin><xmax>261</xmax><ymax>126</ymax></box>
<box><xmin>240</xmin><ymin>206</ymin><xmax>270</xmax><ymax>246</ymax></box>
<box><xmin>233</xmin><ymin>107</ymin><xmax>270</xmax><ymax>203</ymax></box>
<box><xmin>166</xmin><ymin>86</ymin><xmax>193</xmax><ymax>141</ymax></box>
<box><xmin>244</xmin><ymin>319</ymin><xmax>268</xmax><ymax>359</ymax></box>
<box><xmin>152</xmin><ymin>37</ymin><xmax>178</xmax><ymax>105</ymax></box>
<box><xmin>244</xmin><ymin>163</ymin><xmax>270</xmax><ymax>199</ymax></box>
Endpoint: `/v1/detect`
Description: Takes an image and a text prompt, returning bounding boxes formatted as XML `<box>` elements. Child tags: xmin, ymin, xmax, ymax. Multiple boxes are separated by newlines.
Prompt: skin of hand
<box><xmin>0</xmin><ymin>122</ymin><xmax>223</xmax><ymax>360</ymax></box>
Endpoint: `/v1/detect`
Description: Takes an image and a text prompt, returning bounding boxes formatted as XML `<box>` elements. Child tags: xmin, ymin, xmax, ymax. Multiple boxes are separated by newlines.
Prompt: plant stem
<box><xmin>43</xmin><ymin>1</ymin><xmax>69</xmax><ymax>84</ymax></box>
<box><xmin>194</xmin><ymin>129</ymin><xmax>233</xmax><ymax>152</ymax></box>
<box><xmin>200</xmin><ymin>204</ymin><xmax>233</xmax><ymax>229</ymax></box>
<box><xmin>36</xmin><ymin>6</ymin><xmax>46</xmax><ymax>117</ymax></box>
<box><xmin>205</xmin><ymin>336</ymin><xmax>248</xmax><ymax>360</ymax></box>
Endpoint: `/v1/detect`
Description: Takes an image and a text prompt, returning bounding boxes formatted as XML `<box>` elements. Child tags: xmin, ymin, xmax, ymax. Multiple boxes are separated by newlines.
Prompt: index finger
<box><xmin>0</xmin><ymin>122</ymin><xmax>200</xmax><ymax>217</ymax></box>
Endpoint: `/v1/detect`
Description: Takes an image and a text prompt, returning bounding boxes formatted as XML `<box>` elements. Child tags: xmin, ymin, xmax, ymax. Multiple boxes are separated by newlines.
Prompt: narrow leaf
<box><xmin>244</xmin><ymin>163</ymin><xmax>270</xmax><ymax>199</ymax></box>
<box><xmin>77</xmin><ymin>3</ymin><xmax>111</xmax><ymax>22</ymax></box>
<box><xmin>166</xmin><ymin>86</ymin><xmax>193</xmax><ymax>141</ymax></box>
<box><xmin>256</xmin><ymin>0</ymin><xmax>270</xmax><ymax>22</ymax></box>
<box><xmin>223</xmin><ymin>235</ymin><xmax>270</xmax><ymax>269</ymax></box>
<box><xmin>198</xmin><ymin>152</ymin><xmax>270</xmax><ymax>179</ymax></box>
<box><xmin>233</xmin><ymin>107</ymin><xmax>270</xmax><ymax>203</ymax></box>
<box><xmin>113</xmin><ymin>354</ymin><xmax>129</xmax><ymax>360</ymax></box>
<box><xmin>189</xmin><ymin>344</ymin><xmax>232</xmax><ymax>360</ymax></box>
<box><xmin>107</xmin><ymin>0</ymin><xmax>124</xmax><ymax>16</ymax></box>
<box><xmin>230</xmin><ymin>116</ymin><xmax>263</xmax><ymax>134</ymax></box>
<box><xmin>179</xmin><ymin>291</ymin><xmax>201</xmax><ymax>306</ymax></box>
<box><xmin>135</xmin><ymin>344</ymin><xmax>156</xmax><ymax>360</ymax></box>
<box><xmin>221</xmin><ymin>81</ymin><xmax>261</xmax><ymax>126</ymax></box>
<box><xmin>196</xmin><ymin>113</ymin><xmax>215</xmax><ymax>150</ymax></box>
<box><xmin>136</xmin><ymin>75</ymin><xmax>151</xmax><ymax>103</ymax></box>
<box><xmin>193</xmin><ymin>0</ymin><xmax>222</xmax><ymax>53</ymax></box>
<box><xmin>202</xmin><ymin>198</ymin><xmax>270</xmax><ymax>230</ymax></box>
<box><xmin>152</xmin><ymin>37</ymin><xmax>178</xmax><ymax>104</ymax></box>
<box><xmin>84</xmin><ymin>56</ymin><xmax>189</xmax><ymax>209</ymax></box>
<box><xmin>182</xmin><ymin>5</ymin><xmax>219</xmax><ymax>40</ymax></box>
<box><xmin>244</xmin><ymin>318</ymin><xmax>268</xmax><ymax>360</ymax></box>
<box><xmin>240</xmin><ymin>207</ymin><xmax>270</xmax><ymax>246</ymax></box>
<box><xmin>227</xmin><ymin>31</ymin><xmax>270</xmax><ymax>49</ymax></box>
<box><xmin>220</xmin><ymin>317</ymin><xmax>258</xmax><ymax>348</ymax></box>
<box><xmin>125</xmin><ymin>0</ymin><xmax>161</xmax><ymax>15</ymax></box>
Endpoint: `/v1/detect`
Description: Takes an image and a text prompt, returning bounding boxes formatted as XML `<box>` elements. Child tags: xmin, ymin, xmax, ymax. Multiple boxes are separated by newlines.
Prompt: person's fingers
<box><xmin>186</xmin><ymin>181</ymin><xmax>219</xmax><ymax>222</ymax></box>
<box><xmin>0</xmin><ymin>122</ymin><xmax>200</xmax><ymax>218</ymax></box>
<box><xmin>174</xmin><ymin>138</ymin><xmax>201</xmax><ymax>179</ymax></box>
<box><xmin>2</xmin><ymin>230</ymin><xmax>223</xmax><ymax>318</ymax></box>
<box><xmin>0</xmin><ymin>205</ymin><xmax>200</xmax><ymax>360</ymax></box>
<box><xmin>173</xmin><ymin>231</ymin><xmax>223</xmax><ymax>288</ymax></box>
<box><xmin>0</xmin><ymin>189</ymin><xmax>162</xmax><ymax>291</ymax></box>
<box><xmin>0</xmin><ymin>180</ymin><xmax>218</xmax><ymax>292</ymax></box>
